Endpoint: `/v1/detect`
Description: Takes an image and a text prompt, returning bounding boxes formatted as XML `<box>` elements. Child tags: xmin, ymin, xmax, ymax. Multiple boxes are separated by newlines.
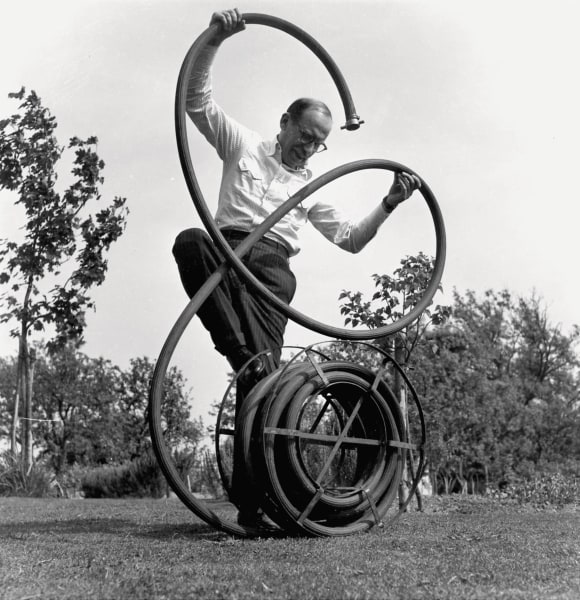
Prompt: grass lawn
<box><xmin>0</xmin><ymin>495</ymin><xmax>578</xmax><ymax>600</ymax></box>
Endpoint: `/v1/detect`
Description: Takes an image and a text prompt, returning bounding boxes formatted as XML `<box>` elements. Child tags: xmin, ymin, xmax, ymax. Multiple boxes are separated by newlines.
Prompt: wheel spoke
<box><xmin>263</xmin><ymin>426</ymin><xmax>382</xmax><ymax>447</ymax></box>
<box><xmin>313</xmin><ymin>394</ymin><xmax>364</xmax><ymax>485</ymax></box>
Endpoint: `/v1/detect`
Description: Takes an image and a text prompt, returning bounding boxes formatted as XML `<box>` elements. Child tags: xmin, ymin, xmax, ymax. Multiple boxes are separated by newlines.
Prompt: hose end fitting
<box><xmin>341</xmin><ymin>115</ymin><xmax>365</xmax><ymax>131</ymax></box>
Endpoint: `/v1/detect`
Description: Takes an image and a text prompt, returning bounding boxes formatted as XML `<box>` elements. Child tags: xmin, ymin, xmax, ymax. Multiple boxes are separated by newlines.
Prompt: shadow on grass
<box><xmin>0</xmin><ymin>499</ymin><xmax>293</xmax><ymax>541</ymax></box>
<box><xmin>0</xmin><ymin>517</ymin><xmax>229</xmax><ymax>541</ymax></box>
<box><xmin>139</xmin><ymin>522</ymin><xmax>231</xmax><ymax>540</ymax></box>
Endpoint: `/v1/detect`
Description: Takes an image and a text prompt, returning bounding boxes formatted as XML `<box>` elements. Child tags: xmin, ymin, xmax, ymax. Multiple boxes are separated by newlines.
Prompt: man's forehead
<box><xmin>298</xmin><ymin>109</ymin><xmax>333</xmax><ymax>133</ymax></box>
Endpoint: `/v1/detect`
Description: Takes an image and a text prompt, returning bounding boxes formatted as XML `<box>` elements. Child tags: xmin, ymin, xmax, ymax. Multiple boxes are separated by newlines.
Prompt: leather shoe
<box><xmin>238</xmin><ymin>355</ymin><xmax>268</xmax><ymax>390</ymax></box>
<box><xmin>237</xmin><ymin>511</ymin><xmax>278</xmax><ymax>531</ymax></box>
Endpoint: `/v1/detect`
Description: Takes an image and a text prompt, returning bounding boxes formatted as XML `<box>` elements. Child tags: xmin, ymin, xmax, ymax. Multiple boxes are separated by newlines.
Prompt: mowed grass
<box><xmin>0</xmin><ymin>495</ymin><xmax>578</xmax><ymax>600</ymax></box>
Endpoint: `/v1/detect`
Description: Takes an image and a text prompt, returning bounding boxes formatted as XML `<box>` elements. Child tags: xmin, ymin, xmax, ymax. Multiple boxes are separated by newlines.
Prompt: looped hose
<box><xmin>174</xmin><ymin>13</ymin><xmax>447</xmax><ymax>340</ymax></box>
<box><xmin>150</xmin><ymin>13</ymin><xmax>438</xmax><ymax>537</ymax></box>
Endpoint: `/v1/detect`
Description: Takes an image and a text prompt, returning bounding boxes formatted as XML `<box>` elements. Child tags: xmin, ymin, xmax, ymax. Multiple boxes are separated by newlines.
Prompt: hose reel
<box><xmin>215</xmin><ymin>342</ymin><xmax>426</xmax><ymax>537</ymax></box>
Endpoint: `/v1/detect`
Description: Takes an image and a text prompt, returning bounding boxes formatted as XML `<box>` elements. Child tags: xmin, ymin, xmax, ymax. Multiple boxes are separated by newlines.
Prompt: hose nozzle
<box><xmin>341</xmin><ymin>115</ymin><xmax>365</xmax><ymax>131</ymax></box>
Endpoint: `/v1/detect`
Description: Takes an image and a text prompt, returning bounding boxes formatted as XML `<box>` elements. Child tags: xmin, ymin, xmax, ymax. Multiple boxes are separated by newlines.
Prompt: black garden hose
<box><xmin>149</xmin><ymin>13</ymin><xmax>439</xmax><ymax>538</ymax></box>
<box><xmin>174</xmin><ymin>13</ymin><xmax>447</xmax><ymax>341</ymax></box>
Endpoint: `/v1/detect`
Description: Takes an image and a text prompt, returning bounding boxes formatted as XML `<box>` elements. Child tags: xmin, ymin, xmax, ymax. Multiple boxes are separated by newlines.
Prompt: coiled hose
<box><xmin>215</xmin><ymin>343</ymin><xmax>426</xmax><ymax>537</ymax></box>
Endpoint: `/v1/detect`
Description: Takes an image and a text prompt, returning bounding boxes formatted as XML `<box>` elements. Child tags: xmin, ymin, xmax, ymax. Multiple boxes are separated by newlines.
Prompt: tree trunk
<box><xmin>395</xmin><ymin>335</ymin><xmax>409</xmax><ymax>510</ymax></box>
<box><xmin>484</xmin><ymin>463</ymin><xmax>489</xmax><ymax>495</ymax></box>
<box><xmin>57</xmin><ymin>432</ymin><xmax>67</xmax><ymax>475</ymax></box>
<box><xmin>10</xmin><ymin>336</ymin><xmax>24</xmax><ymax>455</ymax></box>
<box><xmin>22</xmin><ymin>339</ymin><xmax>36</xmax><ymax>471</ymax></box>
<box><xmin>430</xmin><ymin>464</ymin><xmax>436</xmax><ymax>496</ymax></box>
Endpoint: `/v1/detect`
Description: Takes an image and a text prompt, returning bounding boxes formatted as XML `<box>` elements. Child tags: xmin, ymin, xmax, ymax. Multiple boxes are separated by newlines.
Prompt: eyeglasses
<box><xmin>295</xmin><ymin>125</ymin><xmax>328</xmax><ymax>153</ymax></box>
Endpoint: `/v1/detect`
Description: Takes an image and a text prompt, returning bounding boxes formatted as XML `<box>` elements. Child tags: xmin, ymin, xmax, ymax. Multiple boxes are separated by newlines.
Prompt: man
<box><xmin>172</xmin><ymin>8</ymin><xmax>421</xmax><ymax>528</ymax></box>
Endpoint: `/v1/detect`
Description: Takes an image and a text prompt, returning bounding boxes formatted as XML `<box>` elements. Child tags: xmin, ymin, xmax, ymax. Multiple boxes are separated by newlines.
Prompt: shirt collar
<box><xmin>268</xmin><ymin>137</ymin><xmax>312</xmax><ymax>180</ymax></box>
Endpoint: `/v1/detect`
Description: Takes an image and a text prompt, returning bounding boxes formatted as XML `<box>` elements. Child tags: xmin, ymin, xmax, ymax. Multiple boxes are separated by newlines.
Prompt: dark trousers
<box><xmin>172</xmin><ymin>228</ymin><xmax>296</xmax><ymax>512</ymax></box>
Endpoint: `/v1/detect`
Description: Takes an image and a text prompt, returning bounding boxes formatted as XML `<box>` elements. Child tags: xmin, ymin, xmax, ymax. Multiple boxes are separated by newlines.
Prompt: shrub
<box><xmin>0</xmin><ymin>451</ymin><xmax>55</xmax><ymax>497</ymax></box>
<box><xmin>53</xmin><ymin>464</ymin><xmax>91</xmax><ymax>498</ymax></box>
<box><xmin>197</xmin><ymin>447</ymin><xmax>227</xmax><ymax>498</ymax></box>
<box><xmin>81</xmin><ymin>451</ymin><xmax>167</xmax><ymax>498</ymax></box>
<box><xmin>80</xmin><ymin>449</ymin><xmax>200</xmax><ymax>498</ymax></box>
<box><xmin>489</xmin><ymin>472</ymin><xmax>580</xmax><ymax>507</ymax></box>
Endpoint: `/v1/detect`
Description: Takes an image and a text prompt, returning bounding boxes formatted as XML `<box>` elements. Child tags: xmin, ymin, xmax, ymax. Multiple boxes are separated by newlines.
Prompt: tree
<box><xmin>451</xmin><ymin>289</ymin><xmax>517</xmax><ymax>381</ymax></box>
<box><xmin>338</xmin><ymin>267</ymin><xmax>580</xmax><ymax>495</ymax></box>
<box><xmin>31</xmin><ymin>344</ymin><xmax>121</xmax><ymax>473</ymax></box>
<box><xmin>0</xmin><ymin>87</ymin><xmax>128</xmax><ymax>467</ymax></box>
<box><xmin>339</xmin><ymin>252</ymin><xmax>451</xmax><ymax>362</ymax></box>
<box><xmin>339</xmin><ymin>253</ymin><xmax>451</xmax><ymax>506</ymax></box>
<box><xmin>513</xmin><ymin>293</ymin><xmax>580</xmax><ymax>406</ymax></box>
<box><xmin>424</xmin><ymin>288</ymin><xmax>580</xmax><ymax>491</ymax></box>
<box><xmin>3</xmin><ymin>346</ymin><xmax>205</xmax><ymax>478</ymax></box>
<box><xmin>117</xmin><ymin>356</ymin><xmax>204</xmax><ymax>460</ymax></box>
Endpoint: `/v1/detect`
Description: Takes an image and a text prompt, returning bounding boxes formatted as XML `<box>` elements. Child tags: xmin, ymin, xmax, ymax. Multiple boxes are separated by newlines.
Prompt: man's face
<box><xmin>278</xmin><ymin>108</ymin><xmax>332</xmax><ymax>170</ymax></box>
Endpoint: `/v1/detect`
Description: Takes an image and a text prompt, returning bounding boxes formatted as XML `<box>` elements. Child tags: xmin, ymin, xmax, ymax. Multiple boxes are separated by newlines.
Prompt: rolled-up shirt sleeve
<box><xmin>185</xmin><ymin>45</ymin><xmax>250</xmax><ymax>161</ymax></box>
<box><xmin>185</xmin><ymin>44</ymin><xmax>391</xmax><ymax>257</ymax></box>
<box><xmin>308</xmin><ymin>201</ymin><xmax>389</xmax><ymax>254</ymax></box>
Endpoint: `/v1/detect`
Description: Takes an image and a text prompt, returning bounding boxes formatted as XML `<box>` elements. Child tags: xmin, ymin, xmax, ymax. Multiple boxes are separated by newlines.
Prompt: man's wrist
<box><xmin>207</xmin><ymin>35</ymin><xmax>224</xmax><ymax>47</ymax></box>
<box><xmin>382</xmin><ymin>196</ymin><xmax>396</xmax><ymax>214</ymax></box>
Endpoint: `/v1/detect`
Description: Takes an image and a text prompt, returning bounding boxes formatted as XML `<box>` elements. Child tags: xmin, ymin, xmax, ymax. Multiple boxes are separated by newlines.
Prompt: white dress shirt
<box><xmin>186</xmin><ymin>45</ymin><xmax>389</xmax><ymax>257</ymax></box>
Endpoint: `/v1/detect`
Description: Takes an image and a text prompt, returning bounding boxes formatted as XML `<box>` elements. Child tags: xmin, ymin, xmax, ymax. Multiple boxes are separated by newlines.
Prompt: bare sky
<box><xmin>1</xmin><ymin>0</ymin><xmax>579</xmax><ymax>422</ymax></box>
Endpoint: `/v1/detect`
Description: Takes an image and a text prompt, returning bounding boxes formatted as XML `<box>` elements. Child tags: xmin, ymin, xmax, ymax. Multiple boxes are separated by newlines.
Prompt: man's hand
<box><xmin>383</xmin><ymin>171</ymin><xmax>422</xmax><ymax>213</ymax></box>
<box><xmin>209</xmin><ymin>8</ymin><xmax>245</xmax><ymax>45</ymax></box>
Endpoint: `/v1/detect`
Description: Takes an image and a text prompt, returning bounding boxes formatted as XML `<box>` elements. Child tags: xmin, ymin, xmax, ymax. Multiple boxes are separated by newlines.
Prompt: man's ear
<box><xmin>280</xmin><ymin>112</ymin><xmax>290</xmax><ymax>130</ymax></box>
